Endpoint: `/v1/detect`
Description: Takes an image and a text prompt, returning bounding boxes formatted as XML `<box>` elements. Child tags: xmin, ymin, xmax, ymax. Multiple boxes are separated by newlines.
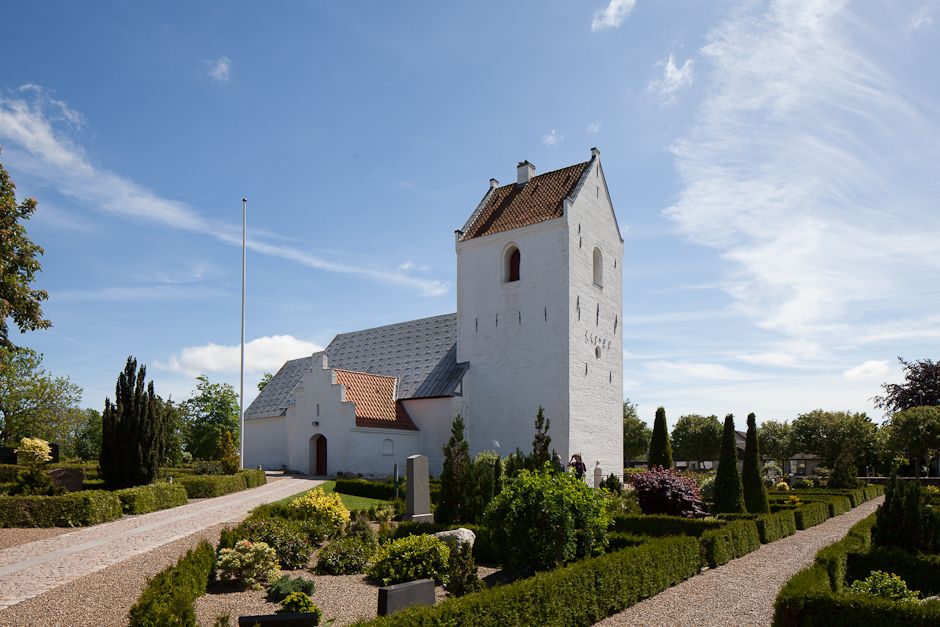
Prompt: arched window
<box><xmin>504</xmin><ymin>245</ymin><xmax>521</xmax><ymax>283</ymax></box>
<box><xmin>382</xmin><ymin>438</ymin><xmax>394</xmax><ymax>456</ymax></box>
<box><xmin>592</xmin><ymin>247</ymin><xmax>603</xmax><ymax>286</ymax></box>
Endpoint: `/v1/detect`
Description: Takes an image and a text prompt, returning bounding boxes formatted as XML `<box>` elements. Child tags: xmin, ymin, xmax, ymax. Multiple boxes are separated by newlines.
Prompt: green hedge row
<box><xmin>756</xmin><ymin>510</ymin><xmax>797</xmax><ymax>544</ymax></box>
<box><xmin>335</xmin><ymin>478</ymin><xmax>398</xmax><ymax>500</ymax></box>
<box><xmin>794</xmin><ymin>502</ymin><xmax>830</xmax><ymax>530</ymax></box>
<box><xmin>362</xmin><ymin>536</ymin><xmax>702</xmax><ymax>626</ymax></box>
<box><xmin>611</xmin><ymin>514</ymin><xmax>723</xmax><ymax>537</ymax></box>
<box><xmin>128</xmin><ymin>540</ymin><xmax>215</xmax><ymax>627</ymax></box>
<box><xmin>115</xmin><ymin>483</ymin><xmax>188</xmax><ymax>514</ymax></box>
<box><xmin>607</xmin><ymin>532</ymin><xmax>648</xmax><ymax>552</ymax></box>
<box><xmin>176</xmin><ymin>469</ymin><xmax>266</xmax><ymax>498</ymax></box>
<box><xmin>0</xmin><ymin>464</ymin><xmax>20</xmax><ymax>483</ymax></box>
<box><xmin>700</xmin><ymin>519</ymin><xmax>761</xmax><ymax>567</ymax></box>
<box><xmin>0</xmin><ymin>491</ymin><xmax>122</xmax><ymax>527</ymax></box>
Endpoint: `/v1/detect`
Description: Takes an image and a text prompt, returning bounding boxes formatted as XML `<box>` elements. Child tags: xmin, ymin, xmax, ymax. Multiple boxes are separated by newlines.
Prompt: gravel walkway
<box><xmin>595</xmin><ymin>496</ymin><xmax>884</xmax><ymax>627</ymax></box>
<box><xmin>0</xmin><ymin>475</ymin><xmax>322</xmax><ymax>613</ymax></box>
<box><xmin>0</xmin><ymin>528</ymin><xmax>72</xmax><ymax>551</ymax></box>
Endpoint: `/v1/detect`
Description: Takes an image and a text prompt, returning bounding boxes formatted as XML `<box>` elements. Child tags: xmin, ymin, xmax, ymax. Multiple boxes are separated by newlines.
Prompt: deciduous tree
<box><xmin>875</xmin><ymin>357</ymin><xmax>940</xmax><ymax>414</ymax></box>
<box><xmin>183</xmin><ymin>375</ymin><xmax>239</xmax><ymax>460</ymax></box>
<box><xmin>758</xmin><ymin>420</ymin><xmax>795</xmax><ymax>475</ymax></box>
<box><xmin>883</xmin><ymin>406</ymin><xmax>940</xmax><ymax>477</ymax></box>
<box><xmin>0</xmin><ymin>347</ymin><xmax>81</xmax><ymax>444</ymax></box>
<box><xmin>791</xmin><ymin>409</ymin><xmax>877</xmax><ymax>468</ymax></box>
<box><xmin>622</xmin><ymin>399</ymin><xmax>651</xmax><ymax>461</ymax></box>
<box><xmin>671</xmin><ymin>414</ymin><xmax>721</xmax><ymax>467</ymax></box>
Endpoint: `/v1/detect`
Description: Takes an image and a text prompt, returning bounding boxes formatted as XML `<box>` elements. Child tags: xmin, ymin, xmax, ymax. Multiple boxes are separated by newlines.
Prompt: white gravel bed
<box><xmin>595</xmin><ymin>496</ymin><xmax>884</xmax><ymax>627</ymax></box>
<box><xmin>0</xmin><ymin>528</ymin><xmax>73</xmax><ymax>551</ymax></box>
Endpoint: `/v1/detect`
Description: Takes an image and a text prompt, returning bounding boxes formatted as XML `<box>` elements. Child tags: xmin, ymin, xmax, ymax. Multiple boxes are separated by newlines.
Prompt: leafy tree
<box><xmin>622</xmin><ymin>399</ymin><xmax>651</xmax><ymax>461</ymax></box>
<box><xmin>875</xmin><ymin>357</ymin><xmax>940</xmax><ymax>414</ymax></box>
<box><xmin>791</xmin><ymin>410</ymin><xmax>877</xmax><ymax>468</ymax></box>
<box><xmin>0</xmin><ymin>347</ymin><xmax>82</xmax><ymax>444</ymax></box>
<box><xmin>72</xmin><ymin>409</ymin><xmax>103</xmax><ymax>460</ymax></box>
<box><xmin>671</xmin><ymin>414</ymin><xmax>721</xmax><ymax>467</ymax></box>
<box><xmin>258</xmin><ymin>372</ymin><xmax>274</xmax><ymax>392</ymax></box>
<box><xmin>156</xmin><ymin>397</ymin><xmax>187</xmax><ymax>467</ymax></box>
<box><xmin>758</xmin><ymin>420</ymin><xmax>795</xmax><ymax>475</ymax></box>
<box><xmin>531</xmin><ymin>406</ymin><xmax>552</xmax><ymax>469</ymax></box>
<box><xmin>713</xmin><ymin>414</ymin><xmax>745</xmax><ymax>513</ymax></box>
<box><xmin>742</xmin><ymin>413</ymin><xmax>769</xmax><ymax>513</ymax></box>
<box><xmin>100</xmin><ymin>357</ymin><xmax>166</xmax><ymax>488</ymax></box>
<box><xmin>647</xmin><ymin>407</ymin><xmax>673</xmax><ymax>469</ymax></box>
<box><xmin>437</xmin><ymin>414</ymin><xmax>471</xmax><ymax>524</ymax></box>
<box><xmin>0</xmin><ymin>159</ymin><xmax>51</xmax><ymax>349</ymax></box>
<box><xmin>829</xmin><ymin>449</ymin><xmax>861</xmax><ymax>488</ymax></box>
<box><xmin>883</xmin><ymin>406</ymin><xmax>940</xmax><ymax>477</ymax></box>
<box><xmin>183</xmin><ymin>375</ymin><xmax>240</xmax><ymax>460</ymax></box>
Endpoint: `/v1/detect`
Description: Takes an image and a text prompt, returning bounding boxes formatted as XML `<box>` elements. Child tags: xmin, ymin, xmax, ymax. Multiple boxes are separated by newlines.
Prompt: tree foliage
<box><xmin>758</xmin><ymin>420</ymin><xmax>795</xmax><ymax>474</ymax></box>
<box><xmin>72</xmin><ymin>408</ymin><xmax>103</xmax><ymax>460</ymax></box>
<box><xmin>647</xmin><ymin>407</ymin><xmax>673</xmax><ymax>469</ymax></box>
<box><xmin>671</xmin><ymin>414</ymin><xmax>721</xmax><ymax>465</ymax></box>
<box><xmin>438</xmin><ymin>414</ymin><xmax>471</xmax><ymax>524</ymax></box>
<box><xmin>0</xmin><ymin>347</ymin><xmax>82</xmax><ymax>444</ymax></box>
<box><xmin>183</xmin><ymin>375</ymin><xmax>239</xmax><ymax>460</ymax></box>
<box><xmin>883</xmin><ymin>406</ymin><xmax>940</xmax><ymax>477</ymax></box>
<box><xmin>530</xmin><ymin>406</ymin><xmax>552</xmax><ymax>469</ymax></box>
<box><xmin>0</xmin><ymin>159</ymin><xmax>51</xmax><ymax>349</ymax></box>
<box><xmin>257</xmin><ymin>372</ymin><xmax>274</xmax><ymax>392</ymax></box>
<box><xmin>101</xmin><ymin>357</ymin><xmax>166</xmax><ymax>488</ymax></box>
<box><xmin>874</xmin><ymin>357</ymin><xmax>940</xmax><ymax>414</ymax></box>
<box><xmin>741</xmin><ymin>413</ymin><xmax>769</xmax><ymax>513</ymax></box>
<box><xmin>791</xmin><ymin>409</ymin><xmax>877</xmax><ymax>468</ymax></box>
<box><xmin>713</xmin><ymin>414</ymin><xmax>745</xmax><ymax>513</ymax></box>
<box><xmin>622</xmin><ymin>400</ymin><xmax>651</xmax><ymax>461</ymax></box>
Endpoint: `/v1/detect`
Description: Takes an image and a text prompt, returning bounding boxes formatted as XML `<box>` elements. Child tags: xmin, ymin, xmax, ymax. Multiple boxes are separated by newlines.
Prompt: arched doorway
<box><xmin>309</xmin><ymin>434</ymin><xmax>327</xmax><ymax>476</ymax></box>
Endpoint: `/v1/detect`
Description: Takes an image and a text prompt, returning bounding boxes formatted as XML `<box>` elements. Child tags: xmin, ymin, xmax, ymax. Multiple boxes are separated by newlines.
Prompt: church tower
<box><xmin>455</xmin><ymin>148</ymin><xmax>623</xmax><ymax>477</ymax></box>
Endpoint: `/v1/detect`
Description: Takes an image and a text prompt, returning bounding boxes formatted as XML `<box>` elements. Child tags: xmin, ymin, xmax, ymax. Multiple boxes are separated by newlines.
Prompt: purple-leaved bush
<box><xmin>629</xmin><ymin>467</ymin><xmax>707</xmax><ymax>518</ymax></box>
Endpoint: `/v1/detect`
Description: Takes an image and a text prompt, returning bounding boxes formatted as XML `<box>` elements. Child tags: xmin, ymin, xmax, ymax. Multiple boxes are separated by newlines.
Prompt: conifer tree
<box><xmin>100</xmin><ymin>357</ymin><xmax>165</xmax><ymax>489</ymax></box>
<box><xmin>531</xmin><ymin>406</ymin><xmax>552</xmax><ymax>469</ymax></box>
<box><xmin>438</xmin><ymin>414</ymin><xmax>471</xmax><ymax>524</ymax></box>
<box><xmin>714</xmin><ymin>414</ymin><xmax>746</xmax><ymax>513</ymax></box>
<box><xmin>647</xmin><ymin>407</ymin><xmax>674</xmax><ymax>469</ymax></box>
<box><xmin>742</xmin><ymin>413</ymin><xmax>769</xmax><ymax>513</ymax></box>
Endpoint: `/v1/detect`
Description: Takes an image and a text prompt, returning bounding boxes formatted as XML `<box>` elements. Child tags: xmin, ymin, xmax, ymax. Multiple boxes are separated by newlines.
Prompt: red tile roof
<box><xmin>460</xmin><ymin>161</ymin><xmax>591</xmax><ymax>240</ymax></box>
<box><xmin>333</xmin><ymin>369</ymin><xmax>418</xmax><ymax>431</ymax></box>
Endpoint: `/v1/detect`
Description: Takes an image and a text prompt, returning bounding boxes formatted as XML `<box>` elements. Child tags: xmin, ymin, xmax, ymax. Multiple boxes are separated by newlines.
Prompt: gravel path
<box><xmin>596</xmin><ymin>496</ymin><xmax>884</xmax><ymax>627</ymax></box>
<box><xmin>0</xmin><ymin>528</ymin><xmax>72</xmax><ymax>551</ymax></box>
<box><xmin>0</xmin><ymin>475</ymin><xmax>322</xmax><ymax>613</ymax></box>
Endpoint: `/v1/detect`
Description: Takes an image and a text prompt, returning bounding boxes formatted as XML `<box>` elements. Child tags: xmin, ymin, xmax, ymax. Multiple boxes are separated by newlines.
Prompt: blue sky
<box><xmin>1</xmin><ymin>0</ymin><xmax>938</xmax><ymax>427</ymax></box>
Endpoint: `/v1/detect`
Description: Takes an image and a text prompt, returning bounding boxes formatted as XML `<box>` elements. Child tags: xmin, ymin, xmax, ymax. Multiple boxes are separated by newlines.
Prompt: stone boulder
<box><xmin>433</xmin><ymin>527</ymin><xmax>476</xmax><ymax>548</ymax></box>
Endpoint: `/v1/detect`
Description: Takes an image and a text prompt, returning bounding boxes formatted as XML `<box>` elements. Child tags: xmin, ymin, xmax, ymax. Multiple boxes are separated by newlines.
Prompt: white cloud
<box><xmin>586</xmin><ymin>122</ymin><xmax>601</xmax><ymax>134</ymax></box>
<box><xmin>207</xmin><ymin>56</ymin><xmax>232</xmax><ymax>83</ymax></box>
<box><xmin>0</xmin><ymin>89</ymin><xmax>449</xmax><ymax>297</ymax></box>
<box><xmin>645</xmin><ymin>360</ymin><xmax>758</xmax><ymax>381</ymax></box>
<box><xmin>157</xmin><ymin>335</ymin><xmax>323</xmax><ymax>377</ymax></box>
<box><xmin>648</xmin><ymin>54</ymin><xmax>695</xmax><ymax>104</ymax></box>
<box><xmin>591</xmin><ymin>0</ymin><xmax>637</xmax><ymax>32</ymax></box>
<box><xmin>664</xmin><ymin>1</ymin><xmax>940</xmax><ymax>347</ymax></box>
<box><xmin>911</xmin><ymin>6</ymin><xmax>934</xmax><ymax>30</ymax></box>
<box><xmin>843</xmin><ymin>360</ymin><xmax>889</xmax><ymax>380</ymax></box>
<box><xmin>542</xmin><ymin>128</ymin><xmax>565</xmax><ymax>146</ymax></box>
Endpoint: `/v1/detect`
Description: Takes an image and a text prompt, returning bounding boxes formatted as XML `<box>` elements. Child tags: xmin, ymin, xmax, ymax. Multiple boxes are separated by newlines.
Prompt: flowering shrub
<box><xmin>785</xmin><ymin>495</ymin><xmax>803</xmax><ymax>507</ymax></box>
<box><xmin>289</xmin><ymin>488</ymin><xmax>350</xmax><ymax>530</ymax></box>
<box><xmin>15</xmin><ymin>438</ymin><xmax>52</xmax><ymax>466</ymax></box>
<box><xmin>315</xmin><ymin>537</ymin><xmax>376</xmax><ymax>575</ymax></box>
<box><xmin>850</xmin><ymin>571</ymin><xmax>920</xmax><ymax>603</ymax></box>
<box><xmin>277</xmin><ymin>591</ymin><xmax>321</xmax><ymax>617</ymax></box>
<box><xmin>775</xmin><ymin>481</ymin><xmax>790</xmax><ymax>492</ymax></box>
<box><xmin>629</xmin><ymin>467</ymin><xmax>706</xmax><ymax>518</ymax></box>
<box><xmin>216</xmin><ymin>540</ymin><xmax>280</xmax><ymax>589</ymax></box>
<box><xmin>367</xmin><ymin>534</ymin><xmax>450</xmax><ymax>585</ymax></box>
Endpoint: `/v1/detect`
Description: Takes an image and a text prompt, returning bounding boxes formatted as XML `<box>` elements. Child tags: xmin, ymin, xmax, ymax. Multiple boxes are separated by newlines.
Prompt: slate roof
<box><xmin>334</xmin><ymin>369</ymin><xmax>418</xmax><ymax>431</ymax></box>
<box><xmin>245</xmin><ymin>313</ymin><xmax>467</xmax><ymax>421</ymax></box>
<box><xmin>460</xmin><ymin>161</ymin><xmax>591</xmax><ymax>241</ymax></box>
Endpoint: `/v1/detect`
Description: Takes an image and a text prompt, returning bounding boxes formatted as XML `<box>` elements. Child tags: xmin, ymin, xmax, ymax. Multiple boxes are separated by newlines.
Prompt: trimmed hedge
<box><xmin>847</xmin><ymin>547</ymin><xmax>940</xmax><ymax>597</ymax></box>
<box><xmin>700</xmin><ymin>519</ymin><xmax>761</xmax><ymax>567</ymax></box>
<box><xmin>607</xmin><ymin>532</ymin><xmax>648</xmax><ymax>552</ymax></box>
<box><xmin>240</xmin><ymin>468</ymin><xmax>267</xmax><ymax>488</ymax></box>
<box><xmin>362</xmin><ymin>536</ymin><xmax>702</xmax><ymax>626</ymax></box>
<box><xmin>0</xmin><ymin>464</ymin><xmax>20</xmax><ymax>483</ymax></box>
<box><xmin>756</xmin><ymin>510</ymin><xmax>797</xmax><ymax>544</ymax></box>
<box><xmin>115</xmin><ymin>483</ymin><xmax>188</xmax><ymax>514</ymax></box>
<box><xmin>794</xmin><ymin>502</ymin><xmax>830</xmax><ymax>530</ymax></box>
<box><xmin>128</xmin><ymin>540</ymin><xmax>215</xmax><ymax>626</ymax></box>
<box><xmin>335</xmin><ymin>478</ymin><xmax>397</xmax><ymax>501</ymax></box>
<box><xmin>0</xmin><ymin>491</ymin><xmax>122</xmax><ymax>527</ymax></box>
<box><xmin>176</xmin><ymin>469</ymin><xmax>266</xmax><ymax>498</ymax></box>
<box><xmin>611</xmin><ymin>515</ymin><xmax>723</xmax><ymax>537</ymax></box>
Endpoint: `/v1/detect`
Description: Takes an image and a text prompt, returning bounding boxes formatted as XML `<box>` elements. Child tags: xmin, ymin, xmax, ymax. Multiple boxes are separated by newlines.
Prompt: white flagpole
<box><xmin>239</xmin><ymin>197</ymin><xmax>247</xmax><ymax>470</ymax></box>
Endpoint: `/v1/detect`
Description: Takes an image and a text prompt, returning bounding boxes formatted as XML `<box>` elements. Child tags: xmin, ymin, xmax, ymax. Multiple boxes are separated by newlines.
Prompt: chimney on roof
<box><xmin>517</xmin><ymin>160</ymin><xmax>535</xmax><ymax>185</ymax></box>
<box><xmin>489</xmin><ymin>178</ymin><xmax>499</xmax><ymax>189</ymax></box>
<box><xmin>591</xmin><ymin>147</ymin><xmax>600</xmax><ymax>158</ymax></box>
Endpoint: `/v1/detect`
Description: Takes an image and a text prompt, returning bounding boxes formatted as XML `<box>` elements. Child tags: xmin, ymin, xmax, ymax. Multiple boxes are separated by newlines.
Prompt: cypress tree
<box><xmin>531</xmin><ymin>406</ymin><xmax>552</xmax><ymax>469</ymax></box>
<box><xmin>647</xmin><ymin>407</ymin><xmax>674</xmax><ymax>469</ymax></box>
<box><xmin>742</xmin><ymin>413</ymin><xmax>769</xmax><ymax>513</ymax></box>
<box><xmin>100</xmin><ymin>357</ymin><xmax>165</xmax><ymax>489</ymax></box>
<box><xmin>714</xmin><ymin>414</ymin><xmax>746</xmax><ymax>513</ymax></box>
<box><xmin>438</xmin><ymin>414</ymin><xmax>471</xmax><ymax>524</ymax></box>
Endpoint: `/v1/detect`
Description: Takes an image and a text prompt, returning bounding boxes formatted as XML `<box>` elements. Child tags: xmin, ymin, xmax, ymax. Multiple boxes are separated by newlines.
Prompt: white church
<box><xmin>245</xmin><ymin>148</ymin><xmax>624</xmax><ymax>478</ymax></box>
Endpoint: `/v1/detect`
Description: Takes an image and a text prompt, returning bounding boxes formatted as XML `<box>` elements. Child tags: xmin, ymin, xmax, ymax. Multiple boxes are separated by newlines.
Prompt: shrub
<box><xmin>850</xmin><ymin>570</ymin><xmax>920</xmax><ymax>603</ymax></box>
<box><xmin>10</xmin><ymin>465</ymin><xmax>60</xmax><ymax>496</ymax></box>
<box><xmin>178</xmin><ymin>474</ymin><xmax>244</xmax><ymax>498</ymax></box>
<box><xmin>367</xmin><ymin>534</ymin><xmax>450</xmax><ymax>585</ymax></box>
<box><xmin>15</xmin><ymin>437</ymin><xmax>53</xmax><ymax>465</ymax></box>
<box><xmin>713</xmin><ymin>414</ymin><xmax>745</xmax><ymax>514</ymax></box>
<box><xmin>647</xmin><ymin>407</ymin><xmax>673</xmax><ymax>469</ymax></box>
<box><xmin>192</xmin><ymin>460</ymin><xmax>225</xmax><ymax>475</ymax></box>
<box><xmin>234</xmin><ymin>518</ymin><xmax>311</xmax><ymax>570</ymax></box>
<box><xmin>700</xmin><ymin>519</ymin><xmax>761</xmax><ymax>567</ymax></box>
<box><xmin>829</xmin><ymin>451</ymin><xmax>861</xmax><ymax>489</ymax></box>
<box><xmin>602</xmin><ymin>472</ymin><xmax>623</xmax><ymax>494</ymax></box>
<box><xmin>290</xmin><ymin>488</ymin><xmax>350</xmax><ymax>529</ymax></box>
<box><xmin>483</xmin><ymin>468</ymin><xmax>611</xmax><ymax>575</ymax></box>
<box><xmin>315</xmin><ymin>536</ymin><xmax>376</xmax><ymax>575</ymax></box>
<box><xmin>277</xmin><ymin>592</ymin><xmax>321</xmax><ymax>619</ymax></box>
<box><xmin>467</xmin><ymin>450</ymin><xmax>500</xmax><ymax>523</ymax></box>
<box><xmin>266</xmin><ymin>574</ymin><xmax>315</xmax><ymax>602</ymax></box>
<box><xmin>216</xmin><ymin>540</ymin><xmax>280</xmax><ymax>589</ymax></box>
<box><xmin>0</xmin><ymin>464</ymin><xmax>20</xmax><ymax>483</ymax></box>
<box><xmin>742</xmin><ymin>413</ymin><xmax>769</xmax><ymax>514</ymax></box>
<box><xmin>445</xmin><ymin>541</ymin><xmax>482</xmax><ymax>597</ymax></box>
<box><xmin>128</xmin><ymin>541</ymin><xmax>214</xmax><ymax>627</ymax></box>
<box><xmin>755</xmin><ymin>510</ymin><xmax>797</xmax><ymax>544</ymax></box>
<box><xmin>794</xmin><ymin>502</ymin><xmax>830</xmax><ymax>530</ymax></box>
<box><xmin>115</xmin><ymin>483</ymin><xmax>188</xmax><ymax>515</ymax></box>
<box><xmin>347</xmin><ymin>511</ymin><xmax>377</xmax><ymax>545</ymax></box>
<box><xmin>775</xmin><ymin>481</ymin><xmax>790</xmax><ymax>492</ymax></box>
<box><xmin>239</xmin><ymin>468</ymin><xmax>267</xmax><ymax>488</ymax></box>
<box><xmin>629</xmin><ymin>467</ymin><xmax>706</xmax><ymax>518</ymax></box>
<box><xmin>700</xmin><ymin>475</ymin><xmax>716</xmax><ymax>500</ymax></box>
<box><xmin>874</xmin><ymin>474</ymin><xmax>940</xmax><ymax>554</ymax></box>
<box><xmin>607</xmin><ymin>490</ymin><xmax>641</xmax><ymax>517</ymax></box>
<box><xmin>218</xmin><ymin>431</ymin><xmax>239</xmax><ymax>475</ymax></box>
<box><xmin>0</xmin><ymin>491</ymin><xmax>122</xmax><ymax>527</ymax></box>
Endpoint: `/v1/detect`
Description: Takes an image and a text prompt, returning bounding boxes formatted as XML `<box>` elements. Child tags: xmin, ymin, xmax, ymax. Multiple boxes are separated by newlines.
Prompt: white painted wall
<box><xmin>402</xmin><ymin>396</ymin><xmax>464</xmax><ymax>476</ymax></box>
<box><xmin>244</xmin><ymin>416</ymin><xmax>288</xmax><ymax>469</ymax></box>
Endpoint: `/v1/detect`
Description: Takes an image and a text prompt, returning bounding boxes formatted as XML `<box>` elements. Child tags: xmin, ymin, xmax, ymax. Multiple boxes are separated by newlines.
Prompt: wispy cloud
<box><xmin>648</xmin><ymin>54</ymin><xmax>695</xmax><ymax>104</ymax></box>
<box><xmin>586</xmin><ymin>122</ymin><xmax>601</xmax><ymax>134</ymax></box>
<box><xmin>645</xmin><ymin>360</ymin><xmax>759</xmax><ymax>381</ymax></box>
<box><xmin>591</xmin><ymin>0</ymin><xmax>637</xmax><ymax>32</ymax></box>
<box><xmin>0</xmin><ymin>88</ymin><xmax>449</xmax><ymax>296</ymax></box>
<box><xmin>53</xmin><ymin>285</ymin><xmax>225</xmax><ymax>303</ymax></box>
<box><xmin>542</xmin><ymin>128</ymin><xmax>565</xmax><ymax>146</ymax></box>
<box><xmin>664</xmin><ymin>1</ymin><xmax>940</xmax><ymax>350</ymax></box>
<box><xmin>206</xmin><ymin>56</ymin><xmax>232</xmax><ymax>83</ymax></box>
<box><xmin>911</xmin><ymin>6</ymin><xmax>934</xmax><ymax>30</ymax></box>
<box><xmin>843</xmin><ymin>360</ymin><xmax>889</xmax><ymax>380</ymax></box>
<box><xmin>157</xmin><ymin>335</ymin><xmax>322</xmax><ymax>376</ymax></box>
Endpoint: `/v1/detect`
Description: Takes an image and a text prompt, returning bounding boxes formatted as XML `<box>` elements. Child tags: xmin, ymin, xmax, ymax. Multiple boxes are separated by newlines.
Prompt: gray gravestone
<box><xmin>238</xmin><ymin>613</ymin><xmax>319</xmax><ymax>626</ymax></box>
<box><xmin>49</xmin><ymin>468</ymin><xmax>84</xmax><ymax>492</ymax></box>
<box><xmin>404</xmin><ymin>454</ymin><xmax>433</xmax><ymax>523</ymax></box>
<box><xmin>377</xmin><ymin>579</ymin><xmax>436</xmax><ymax>616</ymax></box>
<box><xmin>593</xmin><ymin>463</ymin><xmax>603</xmax><ymax>489</ymax></box>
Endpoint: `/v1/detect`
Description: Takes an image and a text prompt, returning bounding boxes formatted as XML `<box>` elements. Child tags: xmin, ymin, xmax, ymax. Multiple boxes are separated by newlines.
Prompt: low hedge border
<box><xmin>128</xmin><ymin>540</ymin><xmax>215</xmax><ymax>626</ymax></box>
<box><xmin>0</xmin><ymin>490</ymin><xmax>122</xmax><ymax>527</ymax></box>
<box><xmin>847</xmin><ymin>547</ymin><xmax>940</xmax><ymax>597</ymax></box>
<box><xmin>335</xmin><ymin>478</ymin><xmax>398</xmax><ymax>501</ymax></box>
<box><xmin>0</xmin><ymin>464</ymin><xmax>21</xmax><ymax>483</ymax></box>
<box><xmin>794</xmin><ymin>502</ymin><xmax>830</xmax><ymax>530</ymax></box>
<box><xmin>700</xmin><ymin>519</ymin><xmax>761</xmax><ymax>567</ymax></box>
<box><xmin>176</xmin><ymin>469</ymin><xmax>266</xmax><ymax>498</ymax></box>
<box><xmin>361</xmin><ymin>535</ymin><xmax>702</xmax><ymax>626</ymax></box>
<box><xmin>611</xmin><ymin>515</ymin><xmax>724</xmax><ymax>537</ymax></box>
<box><xmin>115</xmin><ymin>483</ymin><xmax>188</xmax><ymax>515</ymax></box>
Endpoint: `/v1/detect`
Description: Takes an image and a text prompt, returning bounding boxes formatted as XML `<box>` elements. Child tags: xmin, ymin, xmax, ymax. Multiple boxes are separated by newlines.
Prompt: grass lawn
<box><xmin>272</xmin><ymin>479</ymin><xmax>392</xmax><ymax>511</ymax></box>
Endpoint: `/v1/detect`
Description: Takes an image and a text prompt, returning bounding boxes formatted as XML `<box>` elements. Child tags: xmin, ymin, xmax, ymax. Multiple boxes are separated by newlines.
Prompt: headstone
<box><xmin>593</xmin><ymin>463</ymin><xmax>603</xmax><ymax>489</ymax></box>
<box><xmin>0</xmin><ymin>447</ymin><xmax>16</xmax><ymax>465</ymax></box>
<box><xmin>238</xmin><ymin>614</ymin><xmax>319</xmax><ymax>627</ymax></box>
<box><xmin>433</xmin><ymin>527</ymin><xmax>475</xmax><ymax>547</ymax></box>
<box><xmin>404</xmin><ymin>454</ymin><xmax>433</xmax><ymax>523</ymax></box>
<box><xmin>377</xmin><ymin>579</ymin><xmax>435</xmax><ymax>616</ymax></box>
<box><xmin>49</xmin><ymin>468</ymin><xmax>84</xmax><ymax>492</ymax></box>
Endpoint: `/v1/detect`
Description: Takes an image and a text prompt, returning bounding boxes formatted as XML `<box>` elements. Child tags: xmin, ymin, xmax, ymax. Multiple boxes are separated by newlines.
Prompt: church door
<box><xmin>309</xmin><ymin>435</ymin><xmax>327</xmax><ymax>476</ymax></box>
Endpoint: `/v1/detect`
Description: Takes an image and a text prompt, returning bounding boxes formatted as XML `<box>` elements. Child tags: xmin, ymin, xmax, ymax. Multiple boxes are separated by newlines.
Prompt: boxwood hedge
<box><xmin>115</xmin><ymin>483</ymin><xmax>188</xmax><ymax>515</ymax></box>
<box><xmin>176</xmin><ymin>469</ymin><xmax>266</xmax><ymax>498</ymax></box>
<box><xmin>794</xmin><ymin>502</ymin><xmax>830</xmax><ymax>530</ymax></box>
<box><xmin>700</xmin><ymin>519</ymin><xmax>761</xmax><ymax>567</ymax></box>
<box><xmin>128</xmin><ymin>540</ymin><xmax>215</xmax><ymax>627</ymax></box>
<box><xmin>0</xmin><ymin>490</ymin><xmax>122</xmax><ymax>527</ymax></box>
<box><xmin>0</xmin><ymin>463</ymin><xmax>21</xmax><ymax>483</ymax></box>
<box><xmin>610</xmin><ymin>515</ymin><xmax>723</xmax><ymax>537</ymax></box>
<box><xmin>335</xmin><ymin>478</ymin><xmax>398</xmax><ymax>501</ymax></box>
